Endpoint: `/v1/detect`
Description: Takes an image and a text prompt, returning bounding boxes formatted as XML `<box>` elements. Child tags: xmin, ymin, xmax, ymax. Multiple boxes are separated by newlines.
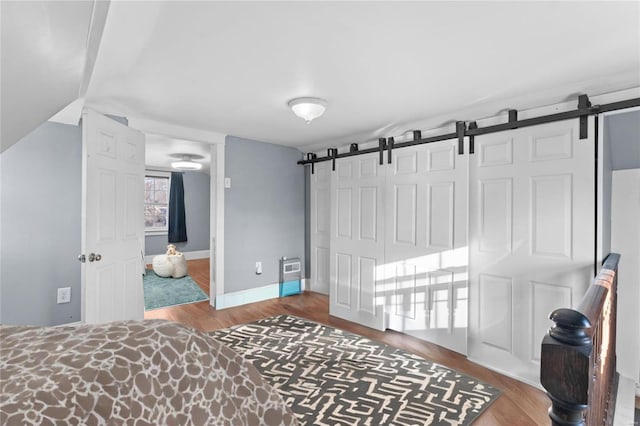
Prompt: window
<box><xmin>145</xmin><ymin>173</ymin><xmax>170</xmax><ymax>234</ymax></box>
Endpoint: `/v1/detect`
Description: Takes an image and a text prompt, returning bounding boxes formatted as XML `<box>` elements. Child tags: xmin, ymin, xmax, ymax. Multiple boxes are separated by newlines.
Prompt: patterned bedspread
<box><xmin>0</xmin><ymin>320</ymin><xmax>297</xmax><ymax>425</ymax></box>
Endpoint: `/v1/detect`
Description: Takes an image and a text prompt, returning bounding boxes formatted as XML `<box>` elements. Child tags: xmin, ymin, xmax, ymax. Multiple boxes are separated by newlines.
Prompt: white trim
<box><xmin>146</xmin><ymin>169</ymin><xmax>171</xmax><ymax>178</ymax></box>
<box><xmin>211</xmin><ymin>143</ymin><xmax>225</xmax><ymax>299</ymax></box>
<box><xmin>183</xmin><ymin>250</ymin><xmax>210</xmax><ymax>260</ymax></box>
<box><xmin>215</xmin><ymin>283</ymin><xmax>280</xmax><ymax>310</ymax></box>
<box><xmin>145</xmin><ymin>229</ymin><xmax>168</xmax><ymax>236</ymax></box>
<box><xmin>144</xmin><ymin>250</ymin><xmax>210</xmax><ymax>265</ymax></box>
<box><xmin>54</xmin><ymin>321</ymin><xmax>83</xmax><ymax>327</ymax></box>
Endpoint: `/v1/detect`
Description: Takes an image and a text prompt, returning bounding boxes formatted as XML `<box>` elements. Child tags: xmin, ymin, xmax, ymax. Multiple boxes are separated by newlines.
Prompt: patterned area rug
<box><xmin>142</xmin><ymin>269</ymin><xmax>208</xmax><ymax>310</ymax></box>
<box><xmin>211</xmin><ymin>315</ymin><xmax>501</xmax><ymax>425</ymax></box>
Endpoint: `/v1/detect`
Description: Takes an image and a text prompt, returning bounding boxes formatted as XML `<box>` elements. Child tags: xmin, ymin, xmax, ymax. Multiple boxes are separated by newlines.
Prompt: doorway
<box><xmin>142</xmin><ymin>133</ymin><xmax>213</xmax><ymax>312</ymax></box>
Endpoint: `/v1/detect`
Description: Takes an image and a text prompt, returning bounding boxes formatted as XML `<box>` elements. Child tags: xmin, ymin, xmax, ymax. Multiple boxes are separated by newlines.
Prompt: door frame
<box><xmin>127</xmin><ymin>117</ymin><xmax>226</xmax><ymax>305</ymax></box>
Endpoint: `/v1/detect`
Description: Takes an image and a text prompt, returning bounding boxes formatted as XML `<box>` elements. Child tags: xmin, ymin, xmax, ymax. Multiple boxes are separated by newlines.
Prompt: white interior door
<box><xmin>330</xmin><ymin>153</ymin><xmax>385</xmax><ymax>330</ymax></box>
<box><xmin>310</xmin><ymin>162</ymin><xmax>331</xmax><ymax>294</ymax></box>
<box><xmin>467</xmin><ymin>118</ymin><xmax>595</xmax><ymax>385</ymax></box>
<box><xmin>82</xmin><ymin>109</ymin><xmax>146</xmax><ymax>324</ymax></box>
<box><xmin>385</xmin><ymin>140</ymin><xmax>468</xmax><ymax>354</ymax></box>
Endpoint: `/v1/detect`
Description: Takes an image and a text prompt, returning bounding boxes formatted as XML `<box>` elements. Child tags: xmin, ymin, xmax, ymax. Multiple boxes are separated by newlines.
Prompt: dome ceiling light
<box><xmin>170</xmin><ymin>153</ymin><xmax>203</xmax><ymax>170</ymax></box>
<box><xmin>288</xmin><ymin>97</ymin><xmax>327</xmax><ymax>123</ymax></box>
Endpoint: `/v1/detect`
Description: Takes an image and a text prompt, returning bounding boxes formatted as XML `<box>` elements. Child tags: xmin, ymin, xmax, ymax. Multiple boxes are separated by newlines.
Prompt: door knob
<box><xmin>88</xmin><ymin>253</ymin><xmax>96</xmax><ymax>262</ymax></box>
<box><xmin>95</xmin><ymin>254</ymin><xmax>102</xmax><ymax>262</ymax></box>
<box><xmin>78</xmin><ymin>254</ymin><xmax>86</xmax><ymax>263</ymax></box>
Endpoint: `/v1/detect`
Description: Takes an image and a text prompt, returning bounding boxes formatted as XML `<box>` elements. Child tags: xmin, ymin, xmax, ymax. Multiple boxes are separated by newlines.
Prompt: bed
<box><xmin>0</xmin><ymin>320</ymin><xmax>297</xmax><ymax>425</ymax></box>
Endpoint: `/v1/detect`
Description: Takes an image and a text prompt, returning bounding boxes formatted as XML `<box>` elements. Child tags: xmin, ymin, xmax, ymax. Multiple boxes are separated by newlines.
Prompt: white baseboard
<box><xmin>215</xmin><ymin>283</ymin><xmax>280</xmax><ymax>310</ymax></box>
<box><xmin>54</xmin><ymin>321</ymin><xmax>82</xmax><ymax>327</ymax></box>
<box><xmin>144</xmin><ymin>249</ymin><xmax>210</xmax><ymax>264</ymax></box>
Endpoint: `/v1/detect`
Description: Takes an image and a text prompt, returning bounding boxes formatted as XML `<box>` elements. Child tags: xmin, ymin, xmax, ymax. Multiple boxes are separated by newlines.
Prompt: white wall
<box><xmin>610</xmin><ymin>168</ymin><xmax>640</xmax><ymax>387</ymax></box>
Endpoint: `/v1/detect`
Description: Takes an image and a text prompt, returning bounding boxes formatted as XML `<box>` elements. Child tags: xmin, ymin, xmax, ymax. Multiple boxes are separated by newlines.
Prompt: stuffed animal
<box><xmin>166</xmin><ymin>244</ymin><xmax>182</xmax><ymax>256</ymax></box>
<box><xmin>152</xmin><ymin>244</ymin><xmax>188</xmax><ymax>278</ymax></box>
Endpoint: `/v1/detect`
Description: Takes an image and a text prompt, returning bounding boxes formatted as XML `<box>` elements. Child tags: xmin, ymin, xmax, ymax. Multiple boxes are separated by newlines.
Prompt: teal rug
<box><xmin>143</xmin><ymin>269</ymin><xmax>209</xmax><ymax>311</ymax></box>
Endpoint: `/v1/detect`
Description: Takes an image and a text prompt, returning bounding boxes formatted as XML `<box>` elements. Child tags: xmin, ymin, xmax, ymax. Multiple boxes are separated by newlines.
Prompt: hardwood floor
<box><xmin>145</xmin><ymin>259</ymin><xmax>551</xmax><ymax>425</ymax></box>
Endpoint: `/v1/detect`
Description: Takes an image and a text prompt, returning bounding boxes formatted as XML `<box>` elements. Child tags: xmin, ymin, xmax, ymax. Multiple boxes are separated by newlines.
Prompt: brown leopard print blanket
<box><xmin>0</xmin><ymin>320</ymin><xmax>297</xmax><ymax>425</ymax></box>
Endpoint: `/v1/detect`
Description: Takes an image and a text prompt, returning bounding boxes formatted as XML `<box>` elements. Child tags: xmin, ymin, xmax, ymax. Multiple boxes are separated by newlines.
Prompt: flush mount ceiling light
<box><xmin>170</xmin><ymin>153</ymin><xmax>203</xmax><ymax>170</ymax></box>
<box><xmin>288</xmin><ymin>97</ymin><xmax>327</xmax><ymax>123</ymax></box>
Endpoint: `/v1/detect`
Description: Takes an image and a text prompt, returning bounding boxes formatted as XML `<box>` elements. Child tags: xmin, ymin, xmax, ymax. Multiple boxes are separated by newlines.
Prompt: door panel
<box><xmin>385</xmin><ymin>139</ymin><xmax>468</xmax><ymax>354</ymax></box>
<box><xmin>468</xmin><ymin>118</ymin><xmax>594</xmax><ymax>385</ymax></box>
<box><xmin>329</xmin><ymin>153</ymin><xmax>385</xmax><ymax>330</ymax></box>
<box><xmin>530</xmin><ymin>281</ymin><xmax>572</xmax><ymax>361</ymax></box>
<box><xmin>531</xmin><ymin>174</ymin><xmax>572</xmax><ymax>257</ymax></box>
<box><xmin>357</xmin><ymin>256</ymin><xmax>377</xmax><ymax>314</ymax></box>
<box><xmin>427</xmin><ymin>182</ymin><xmax>454</xmax><ymax>249</ymax></box>
<box><xmin>478</xmin><ymin>273</ymin><xmax>513</xmax><ymax>352</ymax></box>
<box><xmin>310</xmin><ymin>162</ymin><xmax>331</xmax><ymax>294</ymax></box>
<box><xmin>82</xmin><ymin>109</ymin><xmax>145</xmax><ymax>324</ymax></box>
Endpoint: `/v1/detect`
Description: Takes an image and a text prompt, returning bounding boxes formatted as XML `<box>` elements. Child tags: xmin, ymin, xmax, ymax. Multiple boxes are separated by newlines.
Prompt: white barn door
<box><xmin>310</xmin><ymin>162</ymin><xmax>331</xmax><ymax>294</ymax></box>
<box><xmin>330</xmin><ymin>153</ymin><xmax>386</xmax><ymax>330</ymax></box>
<box><xmin>385</xmin><ymin>140</ymin><xmax>468</xmax><ymax>354</ymax></box>
<box><xmin>82</xmin><ymin>109</ymin><xmax>146</xmax><ymax>324</ymax></box>
<box><xmin>467</xmin><ymin>118</ymin><xmax>595</xmax><ymax>385</ymax></box>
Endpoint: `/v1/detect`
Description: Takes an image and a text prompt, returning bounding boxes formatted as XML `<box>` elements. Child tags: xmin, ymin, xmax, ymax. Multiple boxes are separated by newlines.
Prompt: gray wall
<box><xmin>1</xmin><ymin>121</ymin><xmax>82</xmax><ymax>326</ymax></box>
<box><xmin>145</xmin><ymin>170</ymin><xmax>210</xmax><ymax>255</ymax></box>
<box><xmin>601</xmin><ymin>118</ymin><xmax>613</xmax><ymax>261</ymax></box>
<box><xmin>607</xmin><ymin>110</ymin><xmax>640</xmax><ymax>170</ymax></box>
<box><xmin>225</xmin><ymin>136</ymin><xmax>305</xmax><ymax>293</ymax></box>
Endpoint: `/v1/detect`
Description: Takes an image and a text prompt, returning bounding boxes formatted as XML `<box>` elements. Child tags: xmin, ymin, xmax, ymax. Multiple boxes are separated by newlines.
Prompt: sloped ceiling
<box><xmin>2</xmin><ymin>1</ymin><xmax>639</xmax><ymax>155</ymax></box>
<box><xmin>0</xmin><ymin>1</ymin><xmax>95</xmax><ymax>152</ymax></box>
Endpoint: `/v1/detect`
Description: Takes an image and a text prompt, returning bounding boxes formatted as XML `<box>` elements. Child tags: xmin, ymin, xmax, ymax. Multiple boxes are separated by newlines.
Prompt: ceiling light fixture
<box><xmin>171</xmin><ymin>154</ymin><xmax>203</xmax><ymax>170</ymax></box>
<box><xmin>288</xmin><ymin>97</ymin><xmax>327</xmax><ymax>123</ymax></box>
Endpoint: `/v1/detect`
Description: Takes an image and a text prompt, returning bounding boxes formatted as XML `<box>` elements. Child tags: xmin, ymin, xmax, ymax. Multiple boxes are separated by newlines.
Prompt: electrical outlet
<box><xmin>256</xmin><ymin>261</ymin><xmax>262</xmax><ymax>275</ymax></box>
<box><xmin>57</xmin><ymin>287</ymin><xmax>71</xmax><ymax>304</ymax></box>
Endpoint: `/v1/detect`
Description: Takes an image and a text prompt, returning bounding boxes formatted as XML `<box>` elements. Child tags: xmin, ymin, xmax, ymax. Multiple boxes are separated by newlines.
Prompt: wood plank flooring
<box><xmin>145</xmin><ymin>259</ymin><xmax>551</xmax><ymax>425</ymax></box>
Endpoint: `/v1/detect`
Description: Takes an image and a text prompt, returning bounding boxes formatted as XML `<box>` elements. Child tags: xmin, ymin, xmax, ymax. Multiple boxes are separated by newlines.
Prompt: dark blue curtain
<box><xmin>168</xmin><ymin>172</ymin><xmax>187</xmax><ymax>243</ymax></box>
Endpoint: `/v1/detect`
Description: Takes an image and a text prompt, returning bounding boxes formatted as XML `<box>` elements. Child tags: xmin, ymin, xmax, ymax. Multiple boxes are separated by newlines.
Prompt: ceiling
<box><xmin>83</xmin><ymin>1</ymin><xmax>640</xmax><ymax>153</ymax></box>
<box><xmin>2</xmin><ymin>1</ymin><xmax>639</xmax><ymax>161</ymax></box>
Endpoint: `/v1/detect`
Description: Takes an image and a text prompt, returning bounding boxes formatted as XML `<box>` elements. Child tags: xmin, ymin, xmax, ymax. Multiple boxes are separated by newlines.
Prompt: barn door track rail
<box><xmin>298</xmin><ymin>94</ymin><xmax>640</xmax><ymax>171</ymax></box>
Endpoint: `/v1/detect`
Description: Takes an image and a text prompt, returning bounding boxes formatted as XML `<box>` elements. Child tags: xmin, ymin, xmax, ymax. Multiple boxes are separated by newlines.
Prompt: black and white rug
<box><xmin>210</xmin><ymin>315</ymin><xmax>500</xmax><ymax>425</ymax></box>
